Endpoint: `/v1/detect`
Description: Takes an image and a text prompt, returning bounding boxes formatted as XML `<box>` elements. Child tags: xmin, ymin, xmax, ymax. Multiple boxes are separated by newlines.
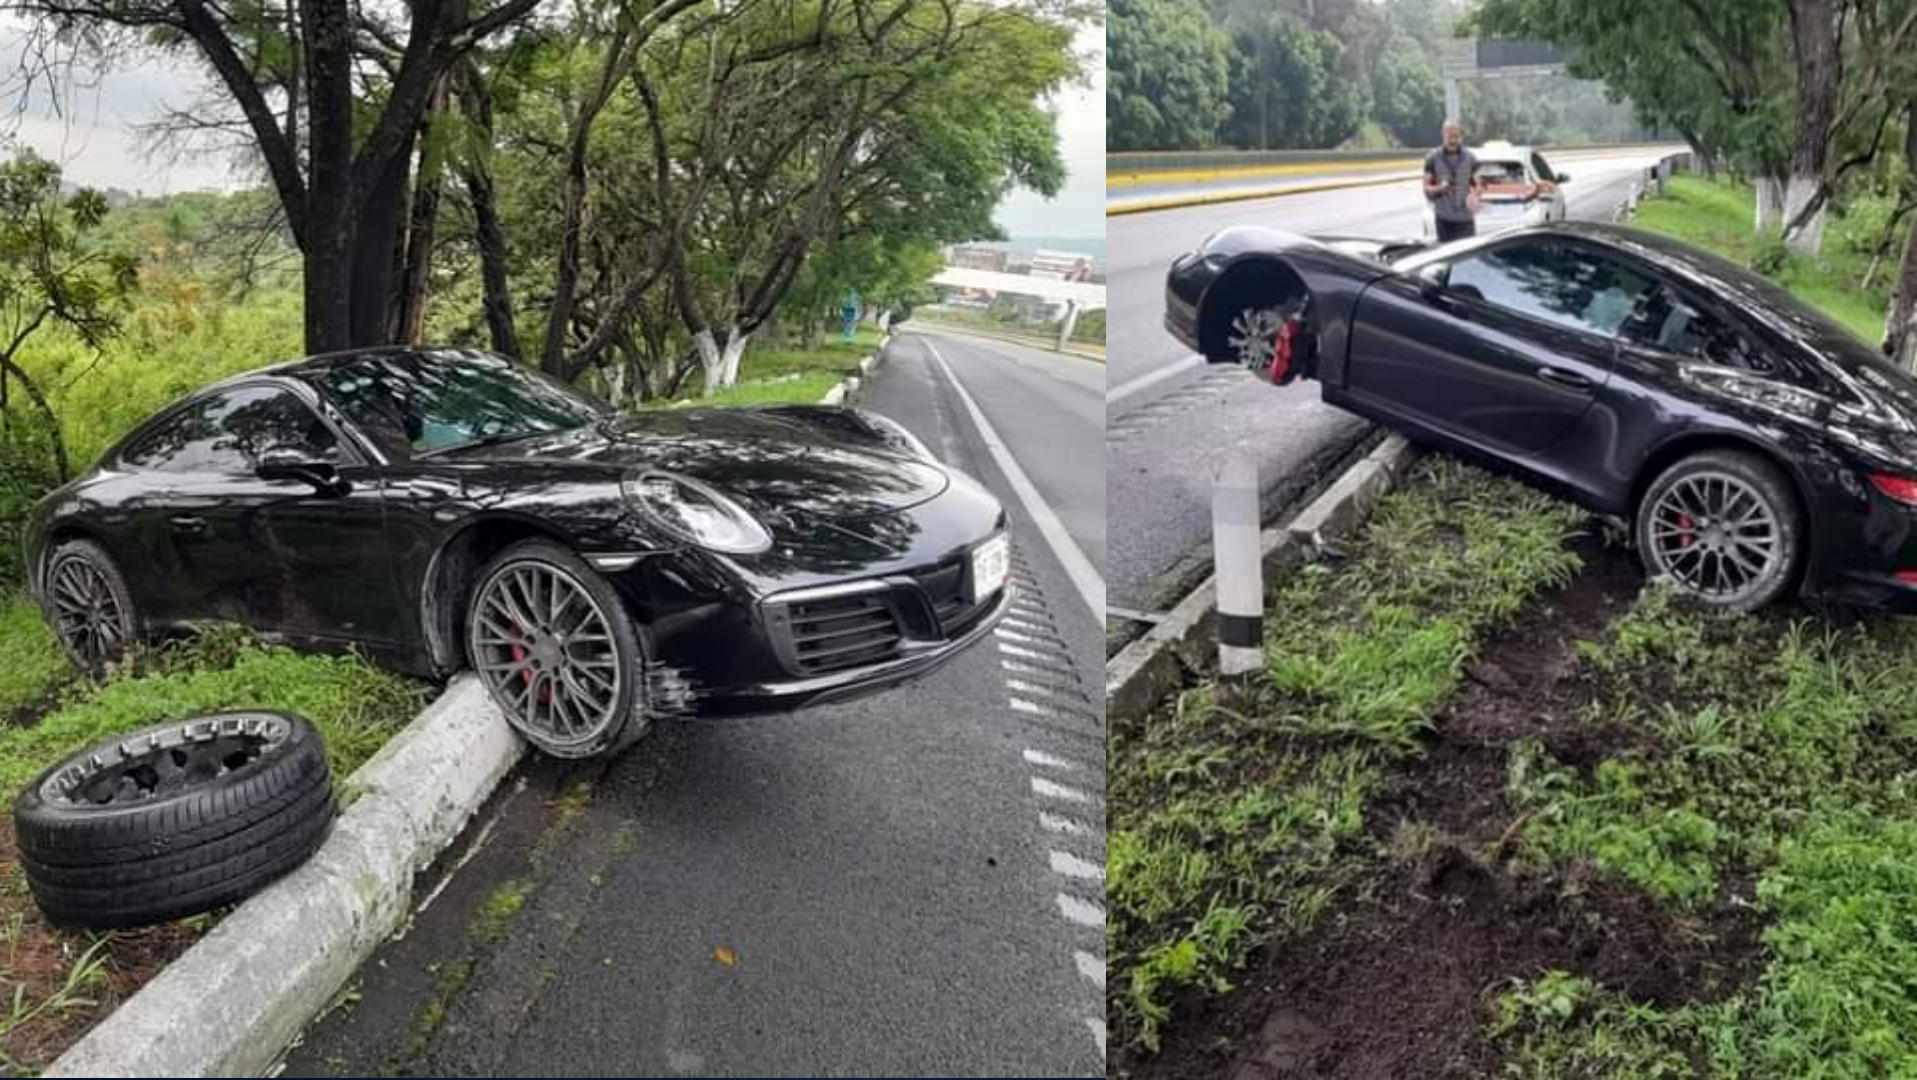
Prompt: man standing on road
<box><xmin>1424</xmin><ymin>120</ymin><xmax>1481</xmax><ymax>242</ymax></box>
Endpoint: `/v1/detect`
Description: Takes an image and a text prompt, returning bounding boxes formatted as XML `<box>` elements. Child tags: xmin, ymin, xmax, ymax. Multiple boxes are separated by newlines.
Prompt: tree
<box><xmin>1372</xmin><ymin>33</ymin><xmax>1444</xmax><ymax>147</ymax></box>
<box><xmin>0</xmin><ymin>153</ymin><xmax>138</xmax><ymax>482</ymax></box>
<box><xmin>1108</xmin><ymin>0</ymin><xmax>1231</xmax><ymax>150</ymax></box>
<box><xmin>14</xmin><ymin>0</ymin><xmax>542</xmax><ymax>354</ymax></box>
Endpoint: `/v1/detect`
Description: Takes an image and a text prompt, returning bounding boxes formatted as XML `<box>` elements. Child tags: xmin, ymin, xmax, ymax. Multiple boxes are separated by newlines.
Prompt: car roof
<box><xmin>202</xmin><ymin>346</ymin><xmax>425</xmax><ymax>392</ymax></box>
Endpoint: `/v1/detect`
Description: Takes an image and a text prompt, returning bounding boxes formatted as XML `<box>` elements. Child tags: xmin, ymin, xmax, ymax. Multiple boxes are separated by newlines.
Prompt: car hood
<box><xmin>450</xmin><ymin>408</ymin><xmax>950</xmax><ymax>518</ymax></box>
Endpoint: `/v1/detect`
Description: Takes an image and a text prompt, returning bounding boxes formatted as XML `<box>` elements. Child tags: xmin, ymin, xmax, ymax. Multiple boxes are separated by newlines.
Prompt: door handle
<box><xmin>1536</xmin><ymin>366</ymin><xmax>1595</xmax><ymax>391</ymax></box>
<box><xmin>170</xmin><ymin>515</ymin><xmax>207</xmax><ymax>536</ymax></box>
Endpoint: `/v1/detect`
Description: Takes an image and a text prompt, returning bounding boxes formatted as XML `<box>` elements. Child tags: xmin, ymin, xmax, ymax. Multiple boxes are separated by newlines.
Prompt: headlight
<box><xmin>622</xmin><ymin>470</ymin><xmax>772</xmax><ymax>554</ymax></box>
<box><xmin>858</xmin><ymin>410</ymin><xmax>937</xmax><ymax>461</ymax></box>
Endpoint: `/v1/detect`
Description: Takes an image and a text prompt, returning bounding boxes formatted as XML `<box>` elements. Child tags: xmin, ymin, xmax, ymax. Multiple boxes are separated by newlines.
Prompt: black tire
<box><xmin>40</xmin><ymin>539</ymin><xmax>138</xmax><ymax>676</ymax></box>
<box><xmin>465</xmin><ymin>539</ymin><xmax>651</xmax><ymax>758</ymax></box>
<box><xmin>1635</xmin><ymin>449</ymin><xmax>1804</xmax><ymax>612</ymax></box>
<box><xmin>12</xmin><ymin>711</ymin><xmax>335</xmax><ymax>929</ymax></box>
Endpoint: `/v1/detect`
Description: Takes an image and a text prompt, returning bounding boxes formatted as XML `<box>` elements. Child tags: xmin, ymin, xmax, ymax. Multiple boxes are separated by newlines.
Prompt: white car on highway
<box><xmin>1423</xmin><ymin>141</ymin><xmax>1569</xmax><ymax>238</ymax></box>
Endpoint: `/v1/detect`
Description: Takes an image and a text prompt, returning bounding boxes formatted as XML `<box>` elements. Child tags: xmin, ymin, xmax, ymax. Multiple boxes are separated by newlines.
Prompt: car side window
<box><xmin>123</xmin><ymin>386</ymin><xmax>340</xmax><ymax>474</ymax></box>
<box><xmin>1531</xmin><ymin>153</ymin><xmax>1555</xmax><ymax>183</ymax></box>
<box><xmin>1623</xmin><ymin>286</ymin><xmax>1776</xmax><ymax>373</ymax></box>
<box><xmin>1444</xmin><ymin>240</ymin><xmax>1659</xmax><ymax>339</ymax></box>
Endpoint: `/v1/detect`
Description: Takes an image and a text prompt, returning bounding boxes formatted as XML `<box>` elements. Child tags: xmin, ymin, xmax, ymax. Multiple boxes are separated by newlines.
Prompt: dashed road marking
<box><xmin>1022</xmin><ymin>748</ymin><xmax>1081</xmax><ymax>770</ymax></box>
<box><xmin>1039</xmin><ymin>812</ymin><xmax>1093</xmax><ymax>836</ymax></box>
<box><xmin>1031</xmin><ymin>776</ymin><xmax>1094</xmax><ymax>803</ymax></box>
<box><xmin>1050</xmin><ymin>850</ymin><xmax>1106</xmax><ymax>881</ymax></box>
<box><xmin>1076</xmin><ymin>951</ymin><xmax>1106</xmax><ymax>990</ymax></box>
<box><xmin>1056</xmin><ymin>893</ymin><xmax>1106</xmax><ymax>928</ymax></box>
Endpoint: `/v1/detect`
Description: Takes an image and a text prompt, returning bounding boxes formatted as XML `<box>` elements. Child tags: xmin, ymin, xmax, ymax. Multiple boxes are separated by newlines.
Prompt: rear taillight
<box><xmin>1896</xmin><ymin>571</ymin><xmax>1917</xmax><ymax>586</ymax></box>
<box><xmin>1271</xmin><ymin>319</ymin><xmax>1298</xmax><ymax>383</ymax></box>
<box><xmin>1869</xmin><ymin>473</ymin><xmax>1917</xmax><ymax>506</ymax></box>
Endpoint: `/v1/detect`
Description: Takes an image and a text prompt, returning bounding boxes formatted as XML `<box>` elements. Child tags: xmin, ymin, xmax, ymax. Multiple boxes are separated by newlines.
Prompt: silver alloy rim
<box><xmin>49</xmin><ymin>555</ymin><xmax>128</xmax><ymax>668</ymax></box>
<box><xmin>1647</xmin><ymin>471</ymin><xmax>1782</xmax><ymax>601</ymax></box>
<box><xmin>1227</xmin><ymin>307</ymin><xmax>1285</xmax><ymax>369</ymax></box>
<box><xmin>470</xmin><ymin>562</ymin><xmax>623</xmax><ymax>749</ymax></box>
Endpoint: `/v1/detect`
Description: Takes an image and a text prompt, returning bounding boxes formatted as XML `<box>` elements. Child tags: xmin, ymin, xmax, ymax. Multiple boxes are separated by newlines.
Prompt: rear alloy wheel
<box><xmin>1226</xmin><ymin>306</ymin><xmax>1287</xmax><ymax>370</ymax></box>
<box><xmin>43</xmin><ymin>540</ymin><xmax>137</xmax><ymax>676</ymax></box>
<box><xmin>466</xmin><ymin>540</ymin><xmax>649</xmax><ymax>758</ymax></box>
<box><xmin>1636</xmin><ymin>450</ymin><xmax>1803</xmax><ymax>611</ymax></box>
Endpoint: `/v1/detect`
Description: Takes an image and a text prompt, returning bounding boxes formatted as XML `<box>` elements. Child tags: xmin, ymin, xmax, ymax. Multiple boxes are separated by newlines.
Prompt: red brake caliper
<box><xmin>509</xmin><ymin>630</ymin><xmax>553</xmax><ymax>703</ymax></box>
<box><xmin>1677</xmin><ymin>512</ymin><xmax>1696</xmax><ymax>548</ymax></box>
<box><xmin>1269</xmin><ymin>319</ymin><xmax>1297</xmax><ymax>383</ymax></box>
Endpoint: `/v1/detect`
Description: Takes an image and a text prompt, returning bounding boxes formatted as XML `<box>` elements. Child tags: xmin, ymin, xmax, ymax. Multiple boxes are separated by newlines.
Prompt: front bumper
<box><xmin>694</xmin><ymin>581</ymin><xmax>1012</xmax><ymax>714</ymax></box>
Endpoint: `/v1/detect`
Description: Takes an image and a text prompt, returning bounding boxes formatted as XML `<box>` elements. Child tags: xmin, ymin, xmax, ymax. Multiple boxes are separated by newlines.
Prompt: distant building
<box><xmin>947</xmin><ymin>244</ymin><xmax>1009</xmax><ymax>272</ymax></box>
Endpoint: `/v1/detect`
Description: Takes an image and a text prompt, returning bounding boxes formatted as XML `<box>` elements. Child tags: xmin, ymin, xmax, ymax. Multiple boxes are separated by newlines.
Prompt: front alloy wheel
<box><xmin>467</xmin><ymin>540</ymin><xmax>648</xmax><ymax>758</ymax></box>
<box><xmin>44</xmin><ymin>540</ymin><xmax>137</xmax><ymax>675</ymax></box>
<box><xmin>1636</xmin><ymin>450</ymin><xmax>1802</xmax><ymax>611</ymax></box>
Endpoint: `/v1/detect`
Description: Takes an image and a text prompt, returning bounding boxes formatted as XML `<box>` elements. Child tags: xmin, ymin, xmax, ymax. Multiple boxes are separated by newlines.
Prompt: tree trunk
<box><xmin>396</xmin><ymin>82</ymin><xmax>451</xmax><ymax>345</ymax></box>
<box><xmin>0</xmin><ymin>353</ymin><xmax>69</xmax><ymax>481</ymax></box>
<box><xmin>1885</xmin><ymin>104</ymin><xmax>1917</xmax><ymax>371</ymax></box>
<box><xmin>457</xmin><ymin>67</ymin><xmax>520</xmax><ymax>359</ymax></box>
<box><xmin>1784</xmin><ymin>0</ymin><xmax>1837</xmax><ymax>254</ymax></box>
<box><xmin>693</xmin><ymin>328</ymin><xmax>724</xmax><ymax>395</ymax></box>
<box><xmin>349</xmin><ymin>130</ymin><xmax>419</xmax><ymax>346</ymax></box>
<box><xmin>301</xmin><ymin>0</ymin><xmax>357</xmax><ymax>354</ymax></box>
<box><xmin>1755</xmin><ymin>177</ymin><xmax>1787</xmax><ymax>233</ymax></box>
<box><xmin>719</xmin><ymin>329</ymin><xmax>750</xmax><ymax>385</ymax></box>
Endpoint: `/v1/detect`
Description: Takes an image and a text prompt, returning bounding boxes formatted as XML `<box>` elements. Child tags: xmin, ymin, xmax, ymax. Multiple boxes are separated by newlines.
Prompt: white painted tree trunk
<box><xmin>1782</xmin><ymin>174</ymin><xmax>1826</xmax><ymax>254</ymax></box>
<box><xmin>719</xmin><ymin>328</ymin><xmax>750</xmax><ymax>386</ymax></box>
<box><xmin>694</xmin><ymin>326</ymin><xmax>752</xmax><ymax>394</ymax></box>
<box><xmin>694</xmin><ymin>329</ymin><xmax>724</xmax><ymax>396</ymax></box>
<box><xmin>1754</xmin><ymin>177</ymin><xmax>1786</xmax><ymax>233</ymax></box>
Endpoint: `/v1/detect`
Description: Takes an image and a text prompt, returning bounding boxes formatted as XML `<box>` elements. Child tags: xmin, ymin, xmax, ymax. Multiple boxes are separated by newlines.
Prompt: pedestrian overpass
<box><xmin>928</xmin><ymin>265</ymin><xmax>1106</xmax><ymax>348</ymax></box>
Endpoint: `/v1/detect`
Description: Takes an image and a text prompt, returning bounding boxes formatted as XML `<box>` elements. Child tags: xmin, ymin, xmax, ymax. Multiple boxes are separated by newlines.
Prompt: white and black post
<box><xmin>1213</xmin><ymin>453</ymin><xmax>1263</xmax><ymax>695</ymax></box>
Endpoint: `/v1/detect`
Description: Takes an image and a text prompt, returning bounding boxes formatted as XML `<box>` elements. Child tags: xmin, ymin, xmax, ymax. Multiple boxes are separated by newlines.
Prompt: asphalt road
<box><xmin>1105</xmin><ymin>148</ymin><xmax>1676</xmax><ymax>616</ymax></box>
<box><xmin>282</xmin><ymin>332</ymin><xmax>1107</xmax><ymax>1078</ymax></box>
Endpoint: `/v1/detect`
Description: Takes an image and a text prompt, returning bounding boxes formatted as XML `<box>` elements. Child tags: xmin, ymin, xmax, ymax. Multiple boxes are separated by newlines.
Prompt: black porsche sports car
<box><xmin>1167</xmin><ymin>221</ymin><xmax>1917</xmax><ymax>613</ymax></box>
<box><xmin>24</xmin><ymin>348</ymin><xmax>1011</xmax><ymax>757</ymax></box>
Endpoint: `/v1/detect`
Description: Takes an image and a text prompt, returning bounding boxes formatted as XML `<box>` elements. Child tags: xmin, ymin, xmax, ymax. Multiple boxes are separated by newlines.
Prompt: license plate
<box><xmin>970</xmin><ymin>534</ymin><xmax>1010</xmax><ymax>602</ymax></box>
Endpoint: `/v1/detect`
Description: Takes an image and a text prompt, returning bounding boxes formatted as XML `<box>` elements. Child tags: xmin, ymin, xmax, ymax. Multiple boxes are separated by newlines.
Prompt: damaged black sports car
<box><xmin>24</xmin><ymin>348</ymin><xmax>1011</xmax><ymax>757</ymax></box>
<box><xmin>1167</xmin><ymin>221</ymin><xmax>1917</xmax><ymax>614</ymax></box>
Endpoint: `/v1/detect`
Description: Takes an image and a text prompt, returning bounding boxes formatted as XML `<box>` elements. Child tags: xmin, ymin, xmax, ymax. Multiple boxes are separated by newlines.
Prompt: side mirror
<box><xmin>1416</xmin><ymin>263</ymin><xmax>1451</xmax><ymax>300</ymax></box>
<box><xmin>257</xmin><ymin>447</ymin><xmax>346</xmax><ymax>495</ymax></box>
<box><xmin>1555</xmin><ymin>172</ymin><xmax>1571</xmax><ymax>184</ymax></box>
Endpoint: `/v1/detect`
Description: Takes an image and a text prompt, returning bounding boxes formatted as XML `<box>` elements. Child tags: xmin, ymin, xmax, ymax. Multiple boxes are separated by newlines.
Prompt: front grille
<box><xmin>786</xmin><ymin>592</ymin><xmax>904</xmax><ymax>673</ymax></box>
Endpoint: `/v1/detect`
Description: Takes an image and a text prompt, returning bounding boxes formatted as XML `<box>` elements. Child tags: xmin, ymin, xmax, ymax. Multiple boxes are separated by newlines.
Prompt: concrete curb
<box><xmin>1105</xmin><ymin>435</ymin><xmax>1413</xmax><ymax>726</ymax></box>
<box><xmin>820</xmin><ymin>332</ymin><xmax>892</xmax><ymax>406</ymax></box>
<box><xmin>46</xmin><ymin>676</ymin><xmax>524</xmax><ymax>1078</ymax></box>
<box><xmin>909</xmin><ymin>320</ymin><xmax>1106</xmax><ymax>363</ymax></box>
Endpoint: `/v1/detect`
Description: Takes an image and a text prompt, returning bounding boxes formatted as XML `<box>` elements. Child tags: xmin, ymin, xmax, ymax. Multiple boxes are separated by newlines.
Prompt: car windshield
<box><xmin>312</xmin><ymin>349</ymin><xmax>608</xmax><ymax>459</ymax></box>
<box><xmin>1475</xmin><ymin>159</ymin><xmax>1527</xmax><ymax>185</ymax></box>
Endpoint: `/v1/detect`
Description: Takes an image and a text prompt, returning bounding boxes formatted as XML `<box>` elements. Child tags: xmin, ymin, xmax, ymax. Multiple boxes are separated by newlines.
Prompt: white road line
<box><xmin>1012</xmin><ymin>697</ymin><xmax>1093</xmax><ymax>721</ymax></box>
<box><xmin>1031</xmin><ymin>776</ymin><xmax>1093</xmax><ymax>803</ymax></box>
<box><xmin>1039</xmin><ymin>812</ymin><xmax>1091</xmax><ymax>835</ymax></box>
<box><xmin>1007</xmin><ymin>678</ymin><xmax>1088</xmax><ymax>703</ymax></box>
<box><xmin>995</xmin><ymin>625</ymin><xmax>1065</xmax><ymax>648</ymax></box>
<box><xmin>1050</xmin><ymin>850</ymin><xmax>1106</xmax><ymax>881</ymax></box>
<box><xmin>1108</xmin><ymin>352</ymin><xmax>1206</xmax><ymax>405</ymax></box>
<box><xmin>1087</xmin><ymin>1018</ymin><xmax>1108</xmax><ymax>1057</ymax></box>
<box><xmin>1056</xmin><ymin>893</ymin><xmax>1106</xmax><ymax>928</ymax></box>
<box><xmin>1075</xmin><ymin>951</ymin><xmax>1107</xmax><ymax>990</ymax></box>
<box><xmin>997</xmin><ymin>641</ymin><xmax>1071</xmax><ymax>665</ymax></box>
<box><xmin>922</xmin><ymin>338</ymin><xmax>1104</xmax><ymax>618</ymax></box>
<box><xmin>1023</xmin><ymin>747</ymin><xmax>1080</xmax><ymax>770</ymax></box>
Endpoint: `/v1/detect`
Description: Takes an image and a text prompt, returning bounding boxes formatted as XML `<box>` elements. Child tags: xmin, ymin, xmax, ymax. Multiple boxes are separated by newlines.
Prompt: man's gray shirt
<box><xmin>1425</xmin><ymin>147</ymin><xmax>1477</xmax><ymax>222</ymax></box>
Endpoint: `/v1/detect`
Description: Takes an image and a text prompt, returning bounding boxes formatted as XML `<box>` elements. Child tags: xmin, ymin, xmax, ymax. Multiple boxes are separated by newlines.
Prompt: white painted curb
<box><xmin>1106</xmin><ymin>435</ymin><xmax>1412</xmax><ymax>725</ymax></box>
<box><xmin>819</xmin><ymin>333</ymin><xmax>891</xmax><ymax>406</ymax></box>
<box><xmin>46</xmin><ymin>676</ymin><xmax>524</xmax><ymax>1078</ymax></box>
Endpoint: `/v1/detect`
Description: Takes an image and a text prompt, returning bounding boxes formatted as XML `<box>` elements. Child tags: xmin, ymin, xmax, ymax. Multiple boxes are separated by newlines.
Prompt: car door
<box><xmin>1531</xmin><ymin>152</ymin><xmax>1566</xmax><ymax>220</ymax></box>
<box><xmin>1344</xmin><ymin>236</ymin><xmax>1655</xmax><ymax>458</ymax></box>
<box><xmin>122</xmin><ymin>381</ymin><xmax>403</xmax><ymax>645</ymax></box>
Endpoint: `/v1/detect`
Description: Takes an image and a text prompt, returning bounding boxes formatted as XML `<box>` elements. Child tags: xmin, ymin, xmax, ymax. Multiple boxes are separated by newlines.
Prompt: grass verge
<box><xmin>1494</xmin><ymin>589</ymin><xmax>1917</xmax><ymax>1078</ymax></box>
<box><xmin>1108</xmin><ymin>456</ymin><xmax>1586</xmax><ymax>1055</ymax></box>
<box><xmin>0</xmin><ymin>623</ymin><xmax>427</xmax><ymax>1073</ymax></box>
<box><xmin>643</xmin><ymin>327</ymin><xmax>881</xmax><ymax>409</ymax></box>
<box><xmin>1633</xmin><ymin>175</ymin><xmax>1888</xmax><ymax>344</ymax></box>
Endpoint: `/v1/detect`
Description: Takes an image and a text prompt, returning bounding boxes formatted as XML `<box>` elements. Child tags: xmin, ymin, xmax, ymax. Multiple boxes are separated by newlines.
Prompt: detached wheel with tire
<box><xmin>1635</xmin><ymin>449</ymin><xmax>1804</xmax><ymax>612</ymax></box>
<box><xmin>465</xmin><ymin>539</ymin><xmax>651</xmax><ymax>758</ymax></box>
<box><xmin>40</xmin><ymin>539</ymin><xmax>137</xmax><ymax>676</ymax></box>
<box><xmin>12</xmin><ymin>712</ymin><xmax>335</xmax><ymax>929</ymax></box>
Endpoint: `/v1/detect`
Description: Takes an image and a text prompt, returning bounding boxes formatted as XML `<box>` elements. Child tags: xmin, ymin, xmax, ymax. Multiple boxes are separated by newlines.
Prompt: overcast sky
<box><xmin>0</xmin><ymin>18</ymin><xmax>1104</xmax><ymax>241</ymax></box>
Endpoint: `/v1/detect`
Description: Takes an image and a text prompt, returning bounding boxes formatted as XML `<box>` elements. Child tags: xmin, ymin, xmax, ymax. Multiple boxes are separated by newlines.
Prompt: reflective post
<box><xmin>1213</xmin><ymin>453</ymin><xmax>1263</xmax><ymax>694</ymax></box>
<box><xmin>1056</xmin><ymin>301</ymin><xmax>1080</xmax><ymax>352</ymax></box>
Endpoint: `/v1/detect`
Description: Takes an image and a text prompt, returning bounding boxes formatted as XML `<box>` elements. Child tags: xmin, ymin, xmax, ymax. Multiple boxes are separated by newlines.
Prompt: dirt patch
<box><xmin>0</xmin><ymin>824</ymin><xmax>203</xmax><ymax>1074</ymax></box>
<box><xmin>1121</xmin><ymin>538</ymin><xmax>1764</xmax><ymax>1080</ymax></box>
